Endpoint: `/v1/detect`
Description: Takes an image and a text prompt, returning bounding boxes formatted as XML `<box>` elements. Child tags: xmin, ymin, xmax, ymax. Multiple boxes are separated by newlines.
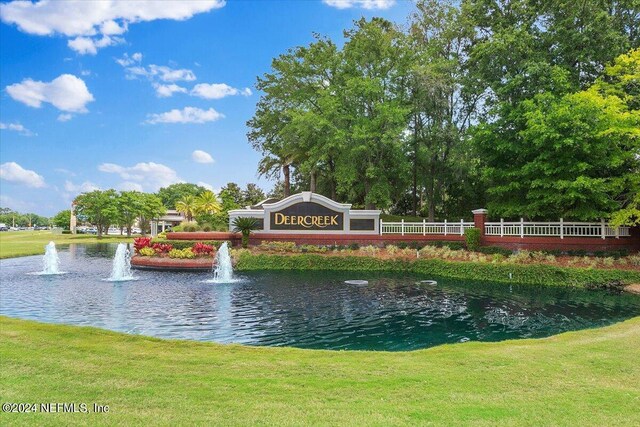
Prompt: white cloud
<box><xmin>323</xmin><ymin>0</ymin><xmax>395</xmax><ymax>9</ymax></box>
<box><xmin>0</xmin><ymin>0</ymin><xmax>225</xmax><ymax>55</ymax></box>
<box><xmin>145</xmin><ymin>107</ymin><xmax>224</xmax><ymax>124</ymax></box>
<box><xmin>192</xmin><ymin>150</ymin><xmax>214</xmax><ymax>164</ymax></box>
<box><xmin>0</xmin><ymin>122</ymin><xmax>36</xmax><ymax>136</ymax></box>
<box><xmin>98</xmin><ymin>161</ymin><xmax>182</xmax><ymax>191</ymax></box>
<box><xmin>68</xmin><ymin>35</ymin><xmax>123</xmax><ymax>55</ymax></box>
<box><xmin>6</xmin><ymin>74</ymin><xmax>94</xmax><ymax>113</ymax></box>
<box><xmin>197</xmin><ymin>181</ymin><xmax>214</xmax><ymax>191</ymax></box>
<box><xmin>57</xmin><ymin>113</ymin><xmax>73</xmax><ymax>122</ymax></box>
<box><xmin>80</xmin><ymin>70</ymin><xmax>91</xmax><ymax>76</ymax></box>
<box><xmin>191</xmin><ymin>83</ymin><xmax>252</xmax><ymax>99</ymax></box>
<box><xmin>54</xmin><ymin>168</ymin><xmax>76</xmax><ymax>176</ymax></box>
<box><xmin>0</xmin><ymin>162</ymin><xmax>46</xmax><ymax>188</ymax></box>
<box><xmin>154</xmin><ymin>83</ymin><xmax>188</xmax><ymax>98</ymax></box>
<box><xmin>119</xmin><ymin>182</ymin><xmax>144</xmax><ymax>192</ymax></box>
<box><xmin>149</xmin><ymin>64</ymin><xmax>196</xmax><ymax>82</ymax></box>
<box><xmin>64</xmin><ymin>180</ymin><xmax>100</xmax><ymax>193</ymax></box>
<box><xmin>115</xmin><ymin>52</ymin><xmax>142</xmax><ymax>67</ymax></box>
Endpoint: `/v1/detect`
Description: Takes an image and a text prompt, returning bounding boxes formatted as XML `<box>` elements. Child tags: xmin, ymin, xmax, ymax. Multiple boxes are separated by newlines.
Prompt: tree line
<box><xmin>247</xmin><ymin>0</ymin><xmax>639</xmax><ymax>224</ymax></box>
<box><xmin>64</xmin><ymin>182</ymin><xmax>268</xmax><ymax>237</ymax></box>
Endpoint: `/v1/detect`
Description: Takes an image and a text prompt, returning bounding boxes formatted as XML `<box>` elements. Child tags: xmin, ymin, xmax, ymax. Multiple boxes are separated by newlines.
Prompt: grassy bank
<box><xmin>235</xmin><ymin>252</ymin><xmax>640</xmax><ymax>287</ymax></box>
<box><xmin>0</xmin><ymin>231</ymin><xmax>134</xmax><ymax>259</ymax></box>
<box><xmin>1</xmin><ymin>316</ymin><xmax>639</xmax><ymax>426</ymax></box>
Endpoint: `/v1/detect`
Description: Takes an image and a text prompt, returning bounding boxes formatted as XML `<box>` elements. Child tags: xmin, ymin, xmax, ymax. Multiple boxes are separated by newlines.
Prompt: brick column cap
<box><xmin>472</xmin><ymin>208</ymin><xmax>488</xmax><ymax>215</ymax></box>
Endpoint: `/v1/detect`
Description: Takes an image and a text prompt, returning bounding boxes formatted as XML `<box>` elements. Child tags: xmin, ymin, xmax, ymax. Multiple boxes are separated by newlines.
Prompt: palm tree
<box><xmin>232</xmin><ymin>217</ymin><xmax>259</xmax><ymax>248</ymax></box>
<box><xmin>196</xmin><ymin>190</ymin><xmax>222</xmax><ymax>214</ymax></box>
<box><xmin>175</xmin><ymin>195</ymin><xmax>198</xmax><ymax>222</ymax></box>
<box><xmin>258</xmin><ymin>154</ymin><xmax>293</xmax><ymax>197</ymax></box>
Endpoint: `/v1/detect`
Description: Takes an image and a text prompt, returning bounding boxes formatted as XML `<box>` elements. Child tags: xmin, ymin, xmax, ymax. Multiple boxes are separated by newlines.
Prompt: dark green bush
<box><xmin>234</xmin><ymin>253</ymin><xmax>640</xmax><ymax>288</ymax></box>
<box><xmin>478</xmin><ymin>246</ymin><xmax>513</xmax><ymax>256</ymax></box>
<box><xmin>165</xmin><ymin>240</ymin><xmax>227</xmax><ymax>250</ymax></box>
<box><xmin>61</xmin><ymin>230</ymin><xmax>72</xmax><ymax>234</ymax></box>
<box><xmin>201</xmin><ymin>224</ymin><xmax>213</xmax><ymax>232</ymax></box>
<box><xmin>464</xmin><ymin>228</ymin><xmax>481</xmax><ymax>251</ymax></box>
<box><xmin>349</xmin><ymin>243</ymin><xmax>360</xmax><ymax>250</ymax></box>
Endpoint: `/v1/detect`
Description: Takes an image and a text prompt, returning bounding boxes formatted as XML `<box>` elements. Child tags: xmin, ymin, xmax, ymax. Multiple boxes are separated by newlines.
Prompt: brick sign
<box><xmin>270</xmin><ymin>202</ymin><xmax>344</xmax><ymax>231</ymax></box>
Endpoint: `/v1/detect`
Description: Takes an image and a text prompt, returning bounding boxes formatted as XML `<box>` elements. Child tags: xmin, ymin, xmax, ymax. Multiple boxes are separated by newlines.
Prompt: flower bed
<box><xmin>131</xmin><ymin>237</ymin><xmax>221</xmax><ymax>271</ymax></box>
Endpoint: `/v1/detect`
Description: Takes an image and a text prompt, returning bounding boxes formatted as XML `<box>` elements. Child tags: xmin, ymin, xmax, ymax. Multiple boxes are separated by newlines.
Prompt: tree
<box><xmin>157</xmin><ymin>183</ymin><xmax>207</xmax><ymax>209</ymax></box>
<box><xmin>243</xmin><ymin>183</ymin><xmax>266</xmax><ymax>206</ymax></box>
<box><xmin>196</xmin><ymin>190</ymin><xmax>222</xmax><ymax>214</ymax></box>
<box><xmin>464</xmin><ymin>0</ymin><xmax>640</xmax><ymax>218</ymax></box>
<box><xmin>52</xmin><ymin>210</ymin><xmax>71</xmax><ymax>230</ymax></box>
<box><xmin>175</xmin><ymin>195</ymin><xmax>198</xmax><ymax>222</ymax></box>
<box><xmin>479</xmin><ymin>49</ymin><xmax>639</xmax><ymax>219</ymax></box>
<box><xmin>232</xmin><ymin>217</ymin><xmax>259</xmax><ymax>248</ymax></box>
<box><xmin>116</xmin><ymin>191</ymin><xmax>144</xmax><ymax>236</ymax></box>
<box><xmin>138</xmin><ymin>193</ymin><xmax>166</xmax><ymax>235</ymax></box>
<box><xmin>73</xmin><ymin>190</ymin><xmax>118</xmax><ymax>237</ymax></box>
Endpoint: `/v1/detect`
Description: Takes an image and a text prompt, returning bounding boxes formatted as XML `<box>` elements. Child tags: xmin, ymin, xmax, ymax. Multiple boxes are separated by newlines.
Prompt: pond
<box><xmin>1</xmin><ymin>243</ymin><xmax>639</xmax><ymax>351</ymax></box>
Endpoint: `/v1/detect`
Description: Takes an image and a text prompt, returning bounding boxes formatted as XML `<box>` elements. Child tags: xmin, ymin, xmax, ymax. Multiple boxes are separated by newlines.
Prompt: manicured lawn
<box><xmin>1</xmin><ymin>316</ymin><xmax>639</xmax><ymax>426</ymax></box>
<box><xmin>0</xmin><ymin>231</ymin><xmax>134</xmax><ymax>259</ymax></box>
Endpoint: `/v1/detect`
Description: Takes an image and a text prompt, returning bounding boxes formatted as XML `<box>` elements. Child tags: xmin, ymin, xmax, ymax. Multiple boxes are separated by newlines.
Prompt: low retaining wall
<box><xmin>131</xmin><ymin>256</ymin><xmax>213</xmax><ymax>271</ymax></box>
<box><xmin>164</xmin><ymin>231</ymin><xmax>639</xmax><ymax>252</ymax></box>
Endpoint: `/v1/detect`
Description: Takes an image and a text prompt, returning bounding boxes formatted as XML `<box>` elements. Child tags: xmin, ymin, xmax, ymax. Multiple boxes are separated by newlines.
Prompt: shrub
<box><xmin>232</xmin><ymin>217</ymin><xmax>259</xmax><ymax>248</ymax></box>
<box><xmin>626</xmin><ymin>254</ymin><xmax>640</xmax><ymax>266</ymax></box>
<box><xmin>168</xmin><ymin>248</ymin><xmax>196</xmax><ymax>259</ymax></box>
<box><xmin>507</xmin><ymin>250</ymin><xmax>532</xmax><ymax>264</ymax></box>
<box><xmin>200</xmin><ymin>224</ymin><xmax>213</xmax><ymax>232</ymax></box>
<box><xmin>259</xmin><ymin>241</ymin><xmax>297</xmax><ymax>252</ymax></box>
<box><xmin>299</xmin><ymin>245</ymin><xmax>328</xmax><ymax>253</ymax></box>
<box><xmin>359</xmin><ymin>245</ymin><xmax>379</xmax><ymax>256</ymax></box>
<box><xmin>139</xmin><ymin>247</ymin><xmax>156</xmax><ymax>257</ymax></box>
<box><xmin>184</xmin><ymin>225</ymin><xmax>198</xmax><ymax>232</ymax></box>
<box><xmin>349</xmin><ymin>243</ymin><xmax>360</xmax><ymax>250</ymax></box>
<box><xmin>464</xmin><ymin>228</ymin><xmax>481</xmax><ymax>251</ymax></box>
<box><xmin>151</xmin><ymin>242</ymin><xmax>173</xmax><ymax>254</ymax></box>
<box><xmin>386</xmin><ymin>245</ymin><xmax>399</xmax><ymax>256</ymax></box>
<box><xmin>192</xmin><ymin>242</ymin><xmax>214</xmax><ymax>256</ymax></box>
<box><xmin>62</xmin><ymin>230</ymin><xmax>72</xmax><ymax>234</ymax></box>
<box><xmin>133</xmin><ymin>237</ymin><xmax>152</xmax><ymax>253</ymax></box>
<box><xmin>478</xmin><ymin>246</ymin><xmax>513</xmax><ymax>256</ymax></box>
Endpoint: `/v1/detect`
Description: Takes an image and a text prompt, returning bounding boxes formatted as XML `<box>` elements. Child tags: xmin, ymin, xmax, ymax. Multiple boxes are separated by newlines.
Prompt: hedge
<box><xmin>234</xmin><ymin>253</ymin><xmax>640</xmax><ymax>288</ymax></box>
<box><xmin>163</xmin><ymin>240</ymin><xmax>228</xmax><ymax>250</ymax></box>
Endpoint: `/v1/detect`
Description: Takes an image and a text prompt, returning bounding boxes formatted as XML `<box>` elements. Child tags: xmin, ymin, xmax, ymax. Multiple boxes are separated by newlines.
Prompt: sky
<box><xmin>0</xmin><ymin>0</ymin><xmax>414</xmax><ymax>216</ymax></box>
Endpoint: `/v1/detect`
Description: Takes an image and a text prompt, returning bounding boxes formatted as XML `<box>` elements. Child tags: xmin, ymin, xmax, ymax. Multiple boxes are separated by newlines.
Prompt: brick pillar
<box><xmin>472</xmin><ymin>209</ymin><xmax>488</xmax><ymax>244</ymax></box>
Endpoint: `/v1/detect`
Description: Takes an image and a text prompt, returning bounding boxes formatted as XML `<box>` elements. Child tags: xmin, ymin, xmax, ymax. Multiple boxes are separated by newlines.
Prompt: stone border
<box><xmin>131</xmin><ymin>256</ymin><xmax>213</xmax><ymax>272</ymax></box>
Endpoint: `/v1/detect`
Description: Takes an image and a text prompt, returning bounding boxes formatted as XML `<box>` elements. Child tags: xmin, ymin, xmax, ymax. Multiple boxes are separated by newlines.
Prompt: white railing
<box><xmin>484</xmin><ymin>219</ymin><xmax>630</xmax><ymax>239</ymax></box>
<box><xmin>380</xmin><ymin>219</ymin><xmax>474</xmax><ymax>236</ymax></box>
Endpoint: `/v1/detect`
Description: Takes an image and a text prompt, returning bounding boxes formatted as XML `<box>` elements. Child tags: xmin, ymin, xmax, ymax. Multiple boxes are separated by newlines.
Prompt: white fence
<box><xmin>484</xmin><ymin>219</ymin><xmax>630</xmax><ymax>239</ymax></box>
<box><xmin>380</xmin><ymin>218</ymin><xmax>630</xmax><ymax>239</ymax></box>
<box><xmin>380</xmin><ymin>220</ymin><xmax>474</xmax><ymax>236</ymax></box>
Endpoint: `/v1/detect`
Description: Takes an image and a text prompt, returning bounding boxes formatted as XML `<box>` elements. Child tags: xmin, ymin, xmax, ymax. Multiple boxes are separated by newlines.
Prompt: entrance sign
<box><xmin>228</xmin><ymin>192</ymin><xmax>380</xmax><ymax>235</ymax></box>
<box><xmin>271</xmin><ymin>202</ymin><xmax>343</xmax><ymax>230</ymax></box>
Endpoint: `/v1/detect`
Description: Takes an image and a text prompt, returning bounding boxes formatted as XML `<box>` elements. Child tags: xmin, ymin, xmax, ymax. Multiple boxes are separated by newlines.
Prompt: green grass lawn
<box><xmin>2</xmin><ymin>232</ymin><xmax>639</xmax><ymax>425</ymax></box>
<box><xmin>1</xmin><ymin>316</ymin><xmax>639</xmax><ymax>426</ymax></box>
<box><xmin>0</xmin><ymin>231</ymin><xmax>133</xmax><ymax>259</ymax></box>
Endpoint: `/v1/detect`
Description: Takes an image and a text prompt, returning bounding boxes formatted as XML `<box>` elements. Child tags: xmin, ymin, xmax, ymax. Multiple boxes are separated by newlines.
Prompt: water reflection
<box><xmin>1</xmin><ymin>244</ymin><xmax>639</xmax><ymax>351</ymax></box>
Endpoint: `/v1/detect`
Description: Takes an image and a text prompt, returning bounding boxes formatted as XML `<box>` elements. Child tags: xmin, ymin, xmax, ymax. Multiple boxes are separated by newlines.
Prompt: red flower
<box><xmin>133</xmin><ymin>237</ymin><xmax>152</xmax><ymax>253</ymax></box>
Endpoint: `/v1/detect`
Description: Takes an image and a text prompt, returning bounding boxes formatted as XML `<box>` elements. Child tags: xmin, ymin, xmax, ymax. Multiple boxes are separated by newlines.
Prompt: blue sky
<box><xmin>0</xmin><ymin>0</ymin><xmax>413</xmax><ymax>216</ymax></box>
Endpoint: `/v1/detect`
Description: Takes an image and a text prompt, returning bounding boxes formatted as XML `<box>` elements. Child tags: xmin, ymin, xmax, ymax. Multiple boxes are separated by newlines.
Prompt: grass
<box><xmin>1</xmin><ymin>315</ymin><xmax>639</xmax><ymax>426</ymax></box>
<box><xmin>2</xmin><ymin>232</ymin><xmax>639</xmax><ymax>425</ymax></box>
<box><xmin>0</xmin><ymin>231</ymin><xmax>134</xmax><ymax>259</ymax></box>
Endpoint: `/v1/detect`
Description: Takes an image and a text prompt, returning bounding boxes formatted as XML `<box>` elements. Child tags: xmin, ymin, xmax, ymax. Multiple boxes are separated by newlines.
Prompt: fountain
<box><xmin>107</xmin><ymin>243</ymin><xmax>136</xmax><ymax>281</ymax></box>
<box><xmin>210</xmin><ymin>242</ymin><xmax>235</xmax><ymax>283</ymax></box>
<box><xmin>38</xmin><ymin>241</ymin><xmax>63</xmax><ymax>275</ymax></box>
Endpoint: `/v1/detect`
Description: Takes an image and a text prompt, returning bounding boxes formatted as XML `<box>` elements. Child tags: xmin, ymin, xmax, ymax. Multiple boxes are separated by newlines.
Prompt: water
<box><xmin>106</xmin><ymin>243</ymin><xmax>135</xmax><ymax>281</ymax></box>
<box><xmin>35</xmin><ymin>241</ymin><xmax>64</xmax><ymax>275</ymax></box>
<box><xmin>209</xmin><ymin>242</ymin><xmax>235</xmax><ymax>283</ymax></box>
<box><xmin>2</xmin><ymin>244</ymin><xmax>639</xmax><ymax>351</ymax></box>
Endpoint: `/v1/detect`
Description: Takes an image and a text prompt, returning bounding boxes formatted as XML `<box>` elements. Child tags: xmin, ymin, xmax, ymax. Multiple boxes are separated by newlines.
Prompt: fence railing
<box><xmin>380</xmin><ymin>218</ymin><xmax>630</xmax><ymax>239</ymax></box>
<box><xmin>484</xmin><ymin>219</ymin><xmax>629</xmax><ymax>239</ymax></box>
<box><xmin>380</xmin><ymin>220</ymin><xmax>474</xmax><ymax>236</ymax></box>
